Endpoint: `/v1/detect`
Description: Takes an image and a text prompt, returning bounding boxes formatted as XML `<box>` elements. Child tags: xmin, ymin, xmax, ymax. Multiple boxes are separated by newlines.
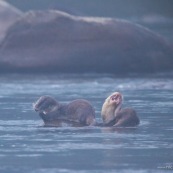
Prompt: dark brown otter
<box><xmin>101</xmin><ymin>92</ymin><xmax>140</xmax><ymax>127</ymax></box>
<box><xmin>33</xmin><ymin>95</ymin><xmax>96</xmax><ymax>127</ymax></box>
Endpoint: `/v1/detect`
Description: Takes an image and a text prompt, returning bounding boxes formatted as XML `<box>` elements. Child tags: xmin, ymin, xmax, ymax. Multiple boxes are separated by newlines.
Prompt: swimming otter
<box><xmin>33</xmin><ymin>95</ymin><xmax>96</xmax><ymax>127</ymax></box>
<box><xmin>101</xmin><ymin>92</ymin><xmax>139</xmax><ymax>127</ymax></box>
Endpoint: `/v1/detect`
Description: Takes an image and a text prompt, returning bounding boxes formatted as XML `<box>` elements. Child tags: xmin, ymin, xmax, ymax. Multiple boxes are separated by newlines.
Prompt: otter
<box><xmin>33</xmin><ymin>95</ymin><xmax>96</xmax><ymax>127</ymax></box>
<box><xmin>101</xmin><ymin>92</ymin><xmax>140</xmax><ymax>127</ymax></box>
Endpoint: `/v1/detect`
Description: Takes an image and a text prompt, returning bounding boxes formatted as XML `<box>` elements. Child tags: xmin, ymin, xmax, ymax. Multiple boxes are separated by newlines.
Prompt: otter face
<box><xmin>101</xmin><ymin>92</ymin><xmax>123</xmax><ymax>124</ymax></box>
<box><xmin>33</xmin><ymin>96</ymin><xmax>58</xmax><ymax>115</ymax></box>
<box><xmin>108</xmin><ymin>92</ymin><xmax>123</xmax><ymax>106</ymax></box>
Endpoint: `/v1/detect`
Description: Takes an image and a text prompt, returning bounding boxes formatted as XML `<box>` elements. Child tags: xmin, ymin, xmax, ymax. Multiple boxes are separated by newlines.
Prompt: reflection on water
<box><xmin>0</xmin><ymin>74</ymin><xmax>173</xmax><ymax>173</ymax></box>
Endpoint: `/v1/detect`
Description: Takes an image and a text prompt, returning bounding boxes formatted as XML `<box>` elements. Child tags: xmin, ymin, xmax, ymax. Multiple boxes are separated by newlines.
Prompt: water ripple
<box><xmin>0</xmin><ymin>74</ymin><xmax>173</xmax><ymax>173</ymax></box>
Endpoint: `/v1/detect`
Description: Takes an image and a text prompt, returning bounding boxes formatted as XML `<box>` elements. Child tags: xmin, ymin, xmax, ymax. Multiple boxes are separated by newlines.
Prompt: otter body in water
<box><xmin>101</xmin><ymin>92</ymin><xmax>139</xmax><ymax>127</ymax></box>
<box><xmin>33</xmin><ymin>96</ymin><xmax>96</xmax><ymax>127</ymax></box>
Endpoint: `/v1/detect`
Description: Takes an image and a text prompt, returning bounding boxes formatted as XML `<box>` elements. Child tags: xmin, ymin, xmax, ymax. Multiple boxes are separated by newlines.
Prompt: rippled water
<box><xmin>0</xmin><ymin>74</ymin><xmax>173</xmax><ymax>173</ymax></box>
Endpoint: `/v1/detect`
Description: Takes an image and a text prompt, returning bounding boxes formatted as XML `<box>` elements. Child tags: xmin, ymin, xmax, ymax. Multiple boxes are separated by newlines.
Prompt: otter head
<box><xmin>101</xmin><ymin>92</ymin><xmax>123</xmax><ymax>125</ymax></box>
<box><xmin>33</xmin><ymin>95</ymin><xmax>59</xmax><ymax>115</ymax></box>
<box><xmin>108</xmin><ymin>92</ymin><xmax>123</xmax><ymax>107</ymax></box>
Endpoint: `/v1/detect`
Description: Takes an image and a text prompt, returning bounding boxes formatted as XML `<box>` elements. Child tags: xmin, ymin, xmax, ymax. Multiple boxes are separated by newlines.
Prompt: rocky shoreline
<box><xmin>0</xmin><ymin>1</ymin><xmax>173</xmax><ymax>74</ymax></box>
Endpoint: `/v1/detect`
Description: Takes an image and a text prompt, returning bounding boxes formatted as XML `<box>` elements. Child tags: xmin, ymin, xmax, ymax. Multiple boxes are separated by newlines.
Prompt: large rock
<box><xmin>0</xmin><ymin>10</ymin><xmax>173</xmax><ymax>73</ymax></box>
<box><xmin>0</xmin><ymin>1</ymin><xmax>22</xmax><ymax>42</ymax></box>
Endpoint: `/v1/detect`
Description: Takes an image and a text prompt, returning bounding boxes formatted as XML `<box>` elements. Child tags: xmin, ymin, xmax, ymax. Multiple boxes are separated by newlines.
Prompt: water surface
<box><xmin>0</xmin><ymin>74</ymin><xmax>173</xmax><ymax>173</ymax></box>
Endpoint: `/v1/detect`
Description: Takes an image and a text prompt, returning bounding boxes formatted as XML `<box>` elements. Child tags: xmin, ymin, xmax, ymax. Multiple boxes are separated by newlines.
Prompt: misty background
<box><xmin>1</xmin><ymin>0</ymin><xmax>173</xmax><ymax>73</ymax></box>
<box><xmin>6</xmin><ymin>0</ymin><xmax>173</xmax><ymax>18</ymax></box>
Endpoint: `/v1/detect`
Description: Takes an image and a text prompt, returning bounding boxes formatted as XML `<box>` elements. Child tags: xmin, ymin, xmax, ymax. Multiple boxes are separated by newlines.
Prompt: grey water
<box><xmin>0</xmin><ymin>74</ymin><xmax>173</xmax><ymax>173</ymax></box>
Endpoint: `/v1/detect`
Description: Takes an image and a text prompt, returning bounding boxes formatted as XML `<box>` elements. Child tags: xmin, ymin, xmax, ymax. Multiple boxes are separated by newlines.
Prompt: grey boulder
<box><xmin>0</xmin><ymin>10</ymin><xmax>173</xmax><ymax>73</ymax></box>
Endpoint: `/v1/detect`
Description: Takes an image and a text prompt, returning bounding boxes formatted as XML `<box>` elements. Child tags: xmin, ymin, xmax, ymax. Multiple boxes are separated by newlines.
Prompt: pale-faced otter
<box><xmin>101</xmin><ymin>92</ymin><xmax>140</xmax><ymax>127</ymax></box>
<box><xmin>33</xmin><ymin>95</ymin><xmax>96</xmax><ymax>127</ymax></box>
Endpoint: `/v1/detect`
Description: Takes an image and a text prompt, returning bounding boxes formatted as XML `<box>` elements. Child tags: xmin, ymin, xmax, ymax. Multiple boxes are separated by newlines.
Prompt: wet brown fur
<box><xmin>101</xmin><ymin>92</ymin><xmax>140</xmax><ymax>127</ymax></box>
<box><xmin>33</xmin><ymin>96</ymin><xmax>96</xmax><ymax>127</ymax></box>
